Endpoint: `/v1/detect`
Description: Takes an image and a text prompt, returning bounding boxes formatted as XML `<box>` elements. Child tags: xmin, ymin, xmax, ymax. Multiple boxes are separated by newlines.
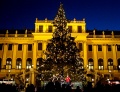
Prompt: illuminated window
<box><xmin>88</xmin><ymin>45</ymin><xmax>92</xmax><ymax>51</ymax></box>
<box><xmin>28</xmin><ymin>44</ymin><xmax>32</xmax><ymax>51</ymax></box>
<box><xmin>48</xmin><ymin>26</ymin><xmax>52</xmax><ymax>32</ymax></box>
<box><xmin>107</xmin><ymin>45</ymin><xmax>112</xmax><ymax>51</ymax></box>
<box><xmin>98</xmin><ymin>59</ymin><xmax>104</xmax><ymax>70</ymax></box>
<box><xmin>16</xmin><ymin>58</ymin><xmax>22</xmax><ymax>69</ymax></box>
<box><xmin>68</xmin><ymin>26</ymin><xmax>72</xmax><ymax>33</ymax></box>
<box><xmin>6</xmin><ymin>58</ymin><xmax>12</xmax><ymax>69</ymax></box>
<box><xmin>39</xmin><ymin>25</ymin><xmax>43</xmax><ymax>32</ymax></box>
<box><xmin>98</xmin><ymin>45</ymin><xmax>102</xmax><ymax>51</ymax></box>
<box><xmin>108</xmin><ymin>59</ymin><xmax>113</xmax><ymax>70</ymax></box>
<box><xmin>26</xmin><ymin>58</ymin><xmax>32</xmax><ymax>69</ymax></box>
<box><xmin>8</xmin><ymin>44</ymin><xmax>12</xmax><ymax>50</ymax></box>
<box><xmin>38</xmin><ymin>43</ymin><xmax>42</xmax><ymax>50</ymax></box>
<box><xmin>79</xmin><ymin>43</ymin><xmax>82</xmax><ymax>51</ymax></box>
<box><xmin>0</xmin><ymin>44</ymin><xmax>3</xmax><ymax>50</ymax></box>
<box><xmin>18</xmin><ymin>44</ymin><xmax>22</xmax><ymax>51</ymax></box>
<box><xmin>117</xmin><ymin>45</ymin><xmax>120</xmax><ymax>51</ymax></box>
<box><xmin>78</xmin><ymin>26</ymin><xmax>82</xmax><ymax>33</ymax></box>
<box><xmin>88</xmin><ymin>59</ymin><xmax>94</xmax><ymax>70</ymax></box>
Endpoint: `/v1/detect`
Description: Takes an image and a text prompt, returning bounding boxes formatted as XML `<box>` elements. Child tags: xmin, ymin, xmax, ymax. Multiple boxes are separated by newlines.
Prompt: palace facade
<box><xmin>0</xmin><ymin>18</ymin><xmax>120</xmax><ymax>84</ymax></box>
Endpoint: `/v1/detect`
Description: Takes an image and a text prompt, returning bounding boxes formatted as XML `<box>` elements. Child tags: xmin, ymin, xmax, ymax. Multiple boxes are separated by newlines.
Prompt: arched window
<box><xmin>26</xmin><ymin>58</ymin><xmax>32</xmax><ymax>69</ymax></box>
<box><xmin>108</xmin><ymin>58</ymin><xmax>113</xmax><ymax>70</ymax></box>
<box><xmin>16</xmin><ymin>58</ymin><xmax>22</xmax><ymax>69</ymax></box>
<box><xmin>36</xmin><ymin>58</ymin><xmax>43</xmax><ymax>70</ymax></box>
<box><xmin>6</xmin><ymin>58</ymin><xmax>12</xmax><ymax>69</ymax></box>
<box><xmin>98</xmin><ymin>58</ymin><xmax>104</xmax><ymax>70</ymax></box>
<box><xmin>117</xmin><ymin>58</ymin><xmax>120</xmax><ymax>70</ymax></box>
<box><xmin>0</xmin><ymin>58</ymin><xmax>2</xmax><ymax>69</ymax></box>
<box><xmin>88</xmin><ymin>58</ymin><xmax>94</xmax><ymax>70</ymax></box>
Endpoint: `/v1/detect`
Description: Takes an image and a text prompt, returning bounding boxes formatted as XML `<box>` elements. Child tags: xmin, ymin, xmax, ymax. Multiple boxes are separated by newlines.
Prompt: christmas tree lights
<box><xmin>39</xmin><ymin>3</ymin><xmax>86</xmax><ymax>82</ymax></box>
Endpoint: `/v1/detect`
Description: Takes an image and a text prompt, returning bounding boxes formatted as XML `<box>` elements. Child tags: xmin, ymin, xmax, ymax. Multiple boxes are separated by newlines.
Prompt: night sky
<box><xmin>0</xmin><ymin>0</ymin><xmax>120</xmax><ymax>31</ymax></box>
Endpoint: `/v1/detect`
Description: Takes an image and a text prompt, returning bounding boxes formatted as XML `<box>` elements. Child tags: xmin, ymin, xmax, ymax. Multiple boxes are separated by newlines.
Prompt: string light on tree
<box><xmin>38</xmin><ymin>3</ymin><xmax>86</xmax><ymax>82</ymax></box>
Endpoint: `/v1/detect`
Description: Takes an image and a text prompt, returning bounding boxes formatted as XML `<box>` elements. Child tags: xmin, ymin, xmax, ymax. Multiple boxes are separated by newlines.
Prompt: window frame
<box><xmin>26</xmin><ymin>58</ymin><xmax>32</xmax><ymax>69</ymax></box>
<box><xmin>78</xmin><ymin>26</ymin><xmax>82</xmax><ymax>33</ymax></box>
<box><xmin>107</xmin><ymin>45</ymin><xmax>112</xmax><ymax>51</ymax></box>
<box><xmin>98</xmin><ymin>59</ymin><xmax>104</xmax><ymax>70</ymax></box>
<box><xmin>16</xmin><ymin>58</ymin><xmax>22</xmax><ymax>69</ymax></box>
<box><xmin>18</xmin><ymin>44</ymin><xmax>22</xmax><ymax>51</ymax></box>
<box><xmin>6</xmin><ymin>58</ymin><xmax>12</xmax><ymax>69</ymax></box>
<box><xmin>28</xmin><ymin>44</ymin><xmax>32</xmax><ymax>51</ymax></box>
<box><xmin>108</xmin><ymin>59</ymin><xmax>113</xmax><ymax>70</ymax></box>
<box><xmin>88</xmin><ymin>45</ymin><xmax>92</xmax><ymax>51</ymax></box>
<box><xmin>68</xmin><ymin>26</ymin><xmax>72</xmax><ymax>33</ymax></box>
<box><xmin>39</xmin><ymin>25</ymin><xmax>43</xmax><ymax>32</ymax></box>
<box><xmin>8</xmin><ymin>44</ymin><xmax>12</xmax><ymax>50</ymax></box>
<box><xmin>98</xmin><ymin>45</ymin><xmax>102</xmax><ymax>51</ymax></box>
<box><xmin>48</xmin><ymin>25</ymin><xmax>53</xmax><ymax>32</ymax></box>
<box><xmin>117</xmin><ymin>45</ymin><xmax>120</xmax><ymax>51</ymax></box>
<box><xmin>38</xmin><ymin>43</ymin><xmax>42</xmax><ymax>50</ymax></box>
<box><xmin>88</xmin><ymin>59</ymin><xmax>94</xmax><ymax>70</ymax></box>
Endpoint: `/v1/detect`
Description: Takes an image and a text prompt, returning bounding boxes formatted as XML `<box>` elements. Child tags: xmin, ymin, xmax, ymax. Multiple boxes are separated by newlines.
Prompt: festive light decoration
<box><xmin>39</xmin><ymin>3</ymin><xmax>86</xmax><ymax>82</ymax></box>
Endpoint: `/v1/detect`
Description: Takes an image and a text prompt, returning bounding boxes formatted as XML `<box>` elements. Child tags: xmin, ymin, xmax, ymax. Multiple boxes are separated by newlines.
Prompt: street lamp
<box><xmin>109</xmin><ymin>70</ymin><xmax>112</xmax><ymax>80</ymax></box>
<box><xmin>8</xmin><ymin>70</ymin><xmax>11</xmax><ymax>79</ymax></box>
<box><xmin>29</xmin><ymin>64</ymin><xmax>35</xmax><ymax>85</ymax></box>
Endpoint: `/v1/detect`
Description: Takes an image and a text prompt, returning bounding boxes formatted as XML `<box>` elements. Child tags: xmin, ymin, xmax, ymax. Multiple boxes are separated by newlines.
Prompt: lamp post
<box><xmin>8</xmin><ymin>70</ymin><xmax>11</xmax><ymax>80</ymax></box>
<box><xmin>109</xmin><ymin>70</ymin><xmax>112</xmax><ymax>80</ymax></box>
<box><xmin>30</xmin><ymin>65</ymin><xmax>35</xmax><ymax>85</ymax></box>
<box><xmin>22</xmin><ymin>69</ymin><xmax>25</xmax><ymax>85</ymax></box>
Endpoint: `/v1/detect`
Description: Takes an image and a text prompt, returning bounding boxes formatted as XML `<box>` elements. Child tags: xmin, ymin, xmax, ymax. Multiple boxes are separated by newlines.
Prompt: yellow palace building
<box><xmin>0</xmin><ymin>17</ymin><xmax>120</xmax><ymax>84</ymax></box>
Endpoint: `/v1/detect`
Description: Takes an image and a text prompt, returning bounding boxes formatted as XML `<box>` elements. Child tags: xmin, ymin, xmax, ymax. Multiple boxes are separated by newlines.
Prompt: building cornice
<box><xmin>0</xmin><ymin>37</ymin><xmax>34</xmax><ymax>43</ymax></box>
<box><xmin>87</xmin><ymin>38</ymin><xmax>120</xmax><ymax>40</ymax></box>
<box><xmin>87</xmin><ymin>38</ymin><xmax>120</xmax><ymax>44</ymax></box>
<box><xmin>0</xmin><ymin>37</ymin><xmax>33</xmax><ymax>40</ymax></box>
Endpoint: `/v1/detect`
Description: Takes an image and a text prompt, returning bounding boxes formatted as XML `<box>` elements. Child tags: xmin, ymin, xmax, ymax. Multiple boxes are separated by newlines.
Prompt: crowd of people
<box><xmin>0</xmin><ymin>81</ymin><xmax>120</xmax><ymax>92</ymax></box>
<box><xmin>0</xmin><ymin>81</ymin><xmax>82</xmax><ymax>92</ymax></box>
<box><xmin>1</xmin><ymin>74</ymin><xmax>120</xmax><ymax>92</ymax></box>
<box><xmin>26</xmin><ymin>81</ymin><xmax>82</xmax><ymax>92</ymax></box>
<box><xmin>0</xmin><ymin>83</ymin><xmax>23</xmax><ymax>92</ymax></box>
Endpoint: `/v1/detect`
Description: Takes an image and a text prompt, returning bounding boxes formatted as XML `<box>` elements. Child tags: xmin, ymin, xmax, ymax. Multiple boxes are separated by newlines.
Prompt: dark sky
<box><xmin>0</xmin><ymin>0</ymin><xmax>120</xmax><ymax>30</ymax></box>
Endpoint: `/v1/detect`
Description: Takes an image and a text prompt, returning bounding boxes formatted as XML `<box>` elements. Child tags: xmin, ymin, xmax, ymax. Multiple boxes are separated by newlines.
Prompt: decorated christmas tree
<box><xmin>39</xmin><ymin>3</ymin><xmax>86</xmax><ymax>82</ymax></box>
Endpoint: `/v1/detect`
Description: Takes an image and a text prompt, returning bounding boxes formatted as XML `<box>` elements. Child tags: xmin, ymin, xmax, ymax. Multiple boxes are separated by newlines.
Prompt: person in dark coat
<box><xmin>75</xmin><ymin>86</ymin><xmax>82</xmax><ymax>92</ymax></box>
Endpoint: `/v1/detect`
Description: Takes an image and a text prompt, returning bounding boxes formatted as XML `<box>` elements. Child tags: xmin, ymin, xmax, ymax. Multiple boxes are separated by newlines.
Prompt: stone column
<box><xmin>93</xmin><ymin>44</ymin><xmax>98</xmax><ymax>70</ymax></box>
<box><xmin>12</xmin><ymin>44</ymin><xmax>17</xmax><ymax>69</ymax></box>
<box><xmin>32</xmin><ymin>42</ymin><xmax>37</xmax><ymax>69</ymax></box>
<box><xmin>42</xmin><ymin>41</ymin><xmax>47</xmax><ymax>50</ymax></box>
<box><xmin>22</xmin><ymin>44</ymin><xmax>27</xmax><ymax>69</ymax></box>
<box><xmin>2</xmin><ymin>43</ymin><xmax>8</xmax><ymax>68</ymax></box>
<box><xmin>103</xmin><ymin>44</ymin><xmax>107</xmax><ymax>70</ymax></box>
<box><xmin>76</xmin><ymin>42</ymin><xmax>79</xmax><ymax>48</ymax></box>
<box><xmin>35</xmin><ymin>24</ymin><xmax>39</xmax><ymax>33</ymax></box>
<box><xmin>83</xmin><ymin>41</ymin><xmax>87</xmax><ymax>68</ymax></box>
<box><xmin>112</xmin><ymin>44</ymin><xmax>117</xmax><ymax>69</ymax></box>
